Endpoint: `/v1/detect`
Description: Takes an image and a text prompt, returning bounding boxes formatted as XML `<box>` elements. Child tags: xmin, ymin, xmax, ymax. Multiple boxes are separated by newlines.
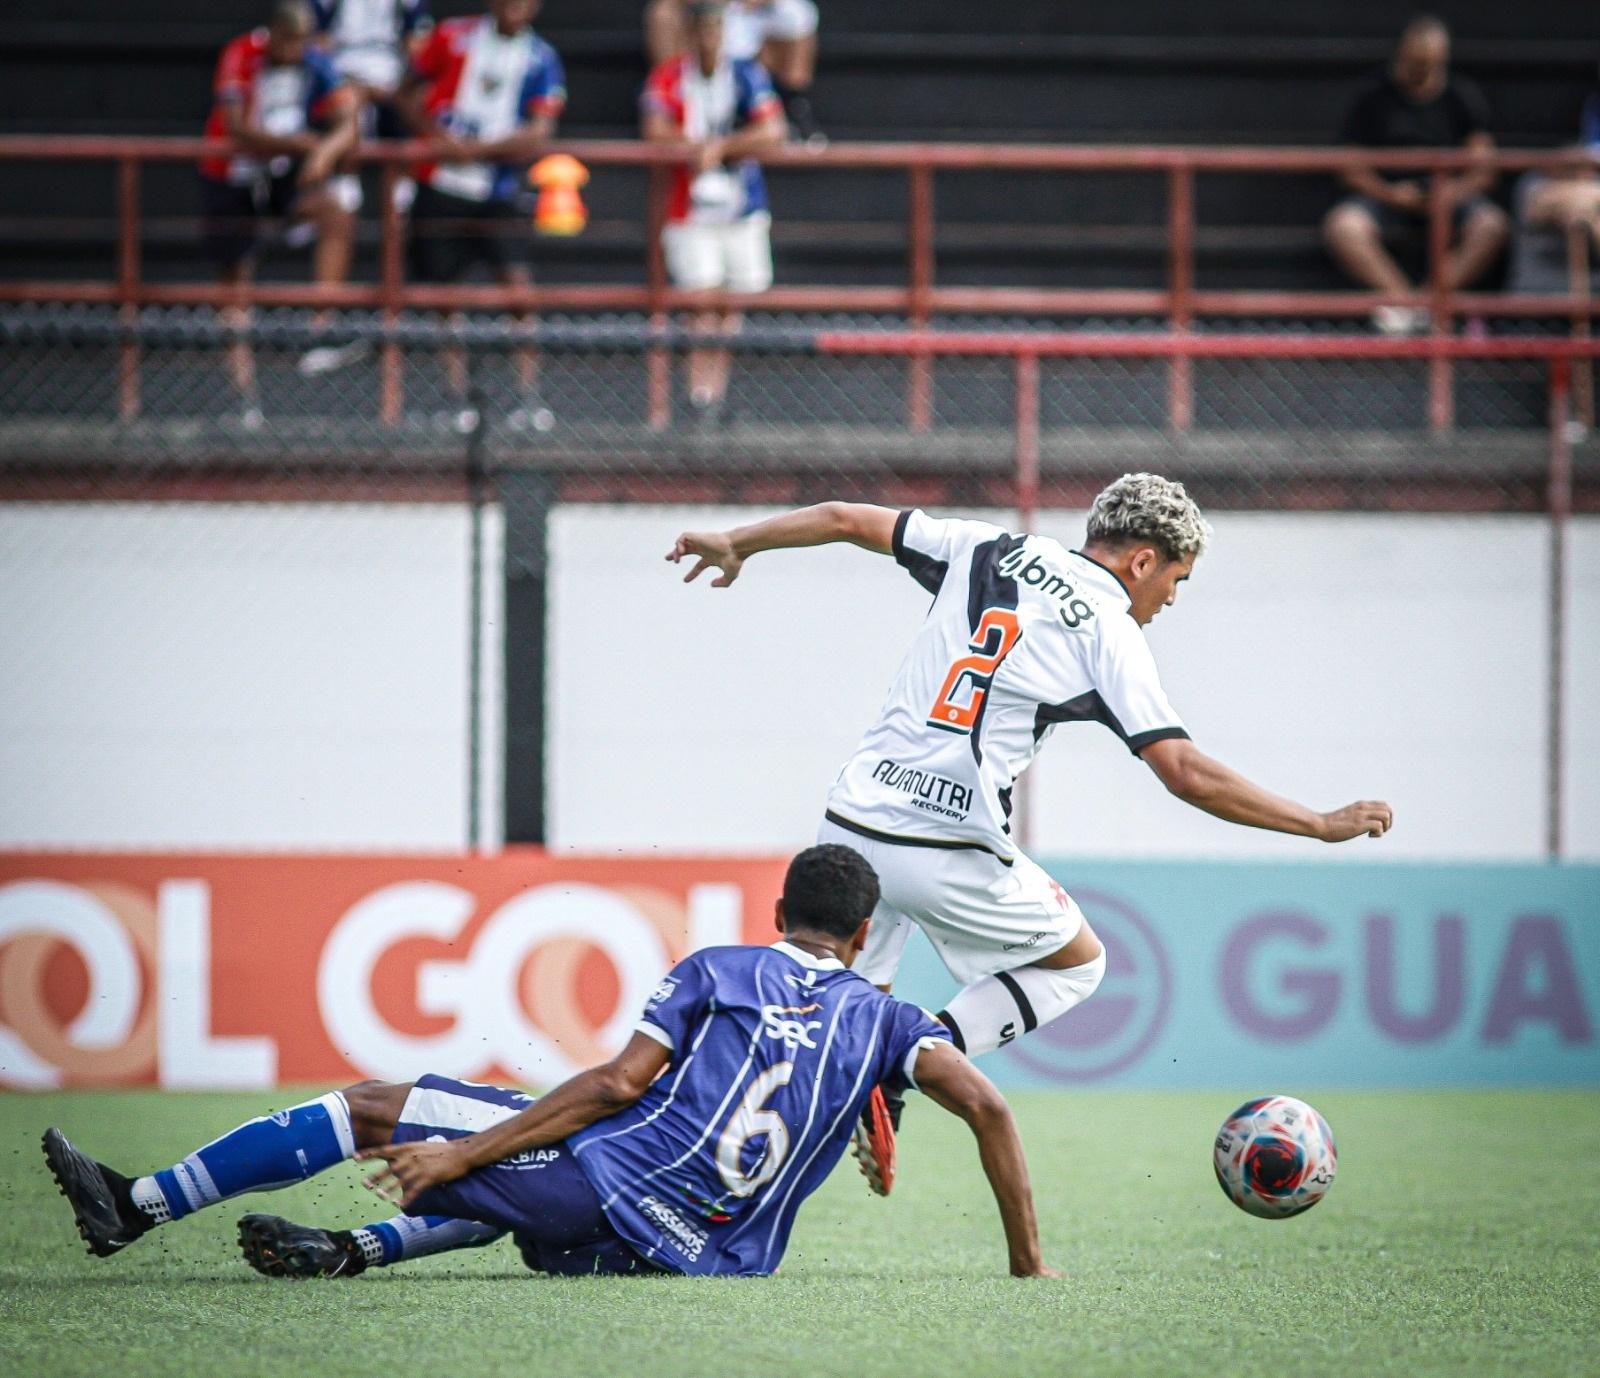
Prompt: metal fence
<box><xmin>1</xmin><ymin>304</ymin><xmax>1593</xmax><ymax>505</ymax></box>
<box><xmin>2</xmin><ymin>135</ymin><xmax>1597</xmax><ymax>857</ymax></box>
<box><xmin>1</xmin><ymin>305</ymin><xmax>1594</xmax><ymax>856</ymax></box>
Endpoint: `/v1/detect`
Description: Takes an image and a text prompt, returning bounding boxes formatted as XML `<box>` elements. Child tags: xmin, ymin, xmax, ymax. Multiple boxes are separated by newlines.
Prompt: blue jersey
<box><xmin>569</xmin><ymin>942</ymin><xmax>951</xmax><ymax>1276</ymax></box>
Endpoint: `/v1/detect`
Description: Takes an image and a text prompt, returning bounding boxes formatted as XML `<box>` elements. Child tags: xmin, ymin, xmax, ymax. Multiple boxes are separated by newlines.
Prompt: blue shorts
<box><xmin>394</xmin><ymin>1075</ymin><xmax>657</xmax><ymax>1276</ymax></box>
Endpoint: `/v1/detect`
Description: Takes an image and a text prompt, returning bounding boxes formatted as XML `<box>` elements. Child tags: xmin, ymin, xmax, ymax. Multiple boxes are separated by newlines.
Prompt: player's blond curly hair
<box><xmin>1085</xmin><ymin>472</ymin><xmax>1211</xmax><ymax>562</ymax></box>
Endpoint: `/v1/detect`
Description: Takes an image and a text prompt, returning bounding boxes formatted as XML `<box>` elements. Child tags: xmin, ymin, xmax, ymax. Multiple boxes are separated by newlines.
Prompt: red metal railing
<box><xmin>3</xmin><ymin>135</ymin><xmax>1597</xmax><ymax>318</ymax></box>
<box><xmin>2</xmin><ymin>135</ymin><xmax>1598</xmax><ymax>429</ymax></box>
<box><xmin>2</xmin><ymin>136</ymin><xmax>1593</xmax><ymax>854</ymax></box>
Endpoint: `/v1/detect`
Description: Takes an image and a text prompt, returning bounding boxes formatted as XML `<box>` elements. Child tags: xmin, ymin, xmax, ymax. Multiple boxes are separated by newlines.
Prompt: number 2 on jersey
<box><xmin>927</xmin><ymin>607</ymin><xmax>1022</xmax><ymax>733</ymax></box>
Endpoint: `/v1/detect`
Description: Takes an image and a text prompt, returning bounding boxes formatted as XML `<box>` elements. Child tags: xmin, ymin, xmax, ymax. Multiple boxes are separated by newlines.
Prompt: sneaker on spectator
<box><xmin>1372</xmin><ymin>306</ymin><xmax>1428</xmax><ymax>336</ymax></box>
<box><xmin>297</xmin><ymin>339</ymin><xmax>372</xmax><ymax>377</ymax></box>
<box><xmin>506</xmin><ymin>402</ymin><xmax>556</xmax><ymax>433</ymax></box>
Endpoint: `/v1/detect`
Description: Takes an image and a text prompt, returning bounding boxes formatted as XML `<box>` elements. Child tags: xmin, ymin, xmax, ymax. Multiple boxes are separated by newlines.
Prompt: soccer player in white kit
<box><xmin>668</xmin><ymin>473</ymin><xmax>1393</xmax><ymax>1185</ymax></box>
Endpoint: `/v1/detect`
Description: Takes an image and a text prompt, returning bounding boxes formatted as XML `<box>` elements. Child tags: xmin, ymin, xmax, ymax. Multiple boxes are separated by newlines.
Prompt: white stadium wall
<box><xmin>0</xmin><ymin>503</ymin><xmax>504</xmax><ymax>850</ymax></box>
<box><xmin>2</xmin><ymin>501</ymin><xmax>1598</xmax><ymax>859</ymax></box>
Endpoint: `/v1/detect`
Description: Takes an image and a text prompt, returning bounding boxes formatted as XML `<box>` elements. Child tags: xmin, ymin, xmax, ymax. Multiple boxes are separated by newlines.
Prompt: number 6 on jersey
<box><xmin>928</xmin><ymin>607</ymin><xmax>1022</xmax><ymax>734</ymax></box>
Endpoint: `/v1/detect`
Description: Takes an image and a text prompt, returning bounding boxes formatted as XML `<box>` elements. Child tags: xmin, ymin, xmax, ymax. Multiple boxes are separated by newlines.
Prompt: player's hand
<box><xmin>1317</xmin><ymin>800</ymin><xmax>1393</xmax><ymax>842</ymax></box>
<box><xmin>356</xmin><ymin>1138</ymin><xmax>472</xmax><ymax>1209</ymax></box>
<box><xmin>1387</xmin><ymin>180</ymin><xmax>1427</xmax><ymax>214</ymax></box>
<box><xmin>429</xmin><ymin>131</ymin><xmax>476</xmax><ymax>163</ymax></box>
<box><xmin>695</xmin><ymin>138</ymin><xmax>726</xmax><ymax>173</ymax></box>
<box><xmin>667</xmin><ymin>530</ymin><xmax>743</xmax><ymax>587</ymax></box>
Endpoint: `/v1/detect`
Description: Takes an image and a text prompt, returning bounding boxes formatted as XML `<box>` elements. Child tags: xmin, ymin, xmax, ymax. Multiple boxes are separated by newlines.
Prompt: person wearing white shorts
<box><xmin>668</xmin><ymin>479</ymin><xmax>1394</xmax><ymax>1068</ymax></box>
<box><xmin>641</xmin><ymin>1</ymin><xmax>785</xmax><ymax>417</ymax></box>
<box><xmin>645</xmin><ymin>0</ymin><xmax>823</xmax><ymax>142</ymax></box>
<box><xmin>814</xmin><ymin>816</ymin><xmax>1090</xmax><ymax>1047</ymax></box>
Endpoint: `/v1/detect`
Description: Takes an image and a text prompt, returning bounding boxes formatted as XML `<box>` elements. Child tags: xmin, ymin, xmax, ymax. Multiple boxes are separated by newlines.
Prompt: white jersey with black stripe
<box><xmin>824</xmin><ymin>509</ymin><xmax>1189</xmax><ymax>863</ymax></box>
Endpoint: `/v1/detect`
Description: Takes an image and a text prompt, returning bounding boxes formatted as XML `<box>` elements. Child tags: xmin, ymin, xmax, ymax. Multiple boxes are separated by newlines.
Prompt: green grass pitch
<box><xmin>3</xmin><ymin>1088</ymin><xmax>1596</xmax><ymax>1378</ymax></box>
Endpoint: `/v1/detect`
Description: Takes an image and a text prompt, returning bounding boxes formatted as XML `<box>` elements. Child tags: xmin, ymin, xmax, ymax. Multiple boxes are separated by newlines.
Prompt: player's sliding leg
<box><xmin>238</xmin><ymin>1211</ymin><xmax>503</xmax><ymax>1280</ymax></box>
<box><xmin>41</xmin><ymin>1080</ymin><xmax>410</xmax><ymax>1258</ymax></box>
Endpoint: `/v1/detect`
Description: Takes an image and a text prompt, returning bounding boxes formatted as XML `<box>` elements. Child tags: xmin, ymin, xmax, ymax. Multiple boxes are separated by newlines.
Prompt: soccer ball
<box><xmin>1212</xmin><ymin>1095</ymin><xmax>1337</xmax><ymax>1219</ymax></box>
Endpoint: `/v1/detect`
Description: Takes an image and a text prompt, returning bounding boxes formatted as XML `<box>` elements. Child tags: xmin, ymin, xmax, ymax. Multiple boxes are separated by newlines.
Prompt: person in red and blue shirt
<box><xmin>397</xmin><ymin>0</ymin><xmax>565</xmax><ymax>285</ymax></box>
<box><xmin>642</xmin><ymin>0</ymin><xmax>785</xmax><ymax>421</ymax></box>
<box><xmin>199</xmin><ymin>1</ymin><xmax>360</xmax><ymax>411</ymax></box>
<box><xmin>396</xmin><ymin>0</ymin><xmax>565</xmax><ymax>423</ymax></box>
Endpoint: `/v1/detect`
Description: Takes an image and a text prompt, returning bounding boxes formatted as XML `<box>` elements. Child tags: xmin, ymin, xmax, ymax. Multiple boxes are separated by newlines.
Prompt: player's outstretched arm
<box><xmin>1139</xmin><ymin>736</ymin><xmax>1393</xmax><ymax>842</ymax></box>
<box><xmin>666</xmin><ymin>502</ymin><xmax>898</xmax><ymax>587</ymax></box>
<box><xmin>358</xmin><ymin>1034</ymin><xmax>670</xmax><ymax>1209</ymax></box>
<box><xmin>913</xmin><ymin>1041</ymin><xmax>1060</xmax><ymax>1279</ymax></box>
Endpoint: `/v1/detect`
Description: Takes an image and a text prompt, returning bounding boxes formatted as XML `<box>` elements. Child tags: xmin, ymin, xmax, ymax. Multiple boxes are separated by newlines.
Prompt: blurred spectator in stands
<box><xmin>642</xmin><ymin>0</ymin><xmax>787</xmax><ymax>422</ymax></box>
<box><xmin>646</xmin><ymin>0</ymin><xmax>823</xmax><ymax>144</ymax></box>
<box><xmin>311</xmin><ymin>0</ymin><xmax>432</xmax><ymax>141</ymax></box>
<box><xmin>200</xmin><ymin>0</ymin><xmax>360</xmax><ymax>421</ymax></box>
<box><xmin>1323</xmin><ymin>15</ymin><xmax>1508</xmax><ymax>334</ymax></box>
<box><xmin>398</xmin><ymin>0</ymin><xmax>565</xmax><ymax>428</ymax></box>
<box><xmin>1520</xmin><ymin>69</ymin><xmax>1600</xmax><ymax>268</ymax></box>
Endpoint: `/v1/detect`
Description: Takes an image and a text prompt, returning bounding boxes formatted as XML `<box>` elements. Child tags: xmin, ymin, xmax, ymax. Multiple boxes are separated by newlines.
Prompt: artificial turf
<box><xmin>2</xmin><ymin>1088</ymin><xmax>1595</xmax><ymax>1378</ymax></box>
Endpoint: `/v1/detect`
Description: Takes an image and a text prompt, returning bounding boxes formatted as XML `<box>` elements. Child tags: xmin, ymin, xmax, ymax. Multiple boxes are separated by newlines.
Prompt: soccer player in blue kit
<box><xmin>42</xmin><ymin>846</ymin><xmax>1058</xmax><ymax>1279</ymax></box>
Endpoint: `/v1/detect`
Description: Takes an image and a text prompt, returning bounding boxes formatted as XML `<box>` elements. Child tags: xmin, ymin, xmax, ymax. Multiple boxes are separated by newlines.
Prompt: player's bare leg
<box><xmin>1444</xmin><ymin>202</ymin><xmax>1509</xmax><ymax>289</ymax></box>
<box><xmin>296</xmin><ymin>181</ymin><xmax>371</xmax><ymax>378</ymax></box>
<box><xmin>761</xmin><ymin>32</ymin><xmax>823</xmax><ymax>143</ymax></box>
<box><xmin>684</xmin><ymin>300</ymin><xmax>733</xmax><ymax>418</ymax></box>
<box><xmin>500</xmin><ymin>264</ymin><xmax>554</xmax><ymax>432</ymax></box>
<box><xmin>218</xmin><ymin>264</ymin><xmax>259</xmax><ymax>415</ymax></box>
<box><xmin>1323</xmin><ymin>202</ymin><xmax>1412</xmax><ymax>296</ymax></box>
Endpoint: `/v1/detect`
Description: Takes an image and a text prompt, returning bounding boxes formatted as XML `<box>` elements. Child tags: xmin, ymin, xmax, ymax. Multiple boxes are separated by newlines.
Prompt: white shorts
<box><xmin>663</xmin><ymin>213</ymin><xmax>773</xmax><ymax>293</ymax></box>
<box><xmin>723</xmin><ymin>0</ymin><xmax>818</xmax><ymax>61</ymax></box>
<box><xmin>816</xmin><ymin>817</ymin><xmax>1084</xmax><ymax>986</ymax></box>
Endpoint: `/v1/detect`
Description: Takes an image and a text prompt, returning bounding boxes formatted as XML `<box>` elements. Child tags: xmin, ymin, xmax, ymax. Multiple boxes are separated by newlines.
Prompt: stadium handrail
<box><xmin>1</xmin><ymin>135</ymin><xmax>1596</xmax><ymax>319</ymax></box>
<box><xmin>1</xmin><ymin>135</ymin><xmax>1595</xmax><ymax>432</ymax></box>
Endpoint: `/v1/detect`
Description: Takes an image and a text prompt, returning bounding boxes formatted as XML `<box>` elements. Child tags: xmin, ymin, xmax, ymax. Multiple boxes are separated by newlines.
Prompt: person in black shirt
<box><xmin>1323</xmin><ymin>15</ymin><xmax>1508</xmax><ymax>332</ymax></box>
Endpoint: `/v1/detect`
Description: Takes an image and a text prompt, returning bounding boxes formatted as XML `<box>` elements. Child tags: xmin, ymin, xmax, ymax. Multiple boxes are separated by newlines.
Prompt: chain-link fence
<box><xmin>2</xmin><ymin>304</ymin><xmax>1592</xmax><ymax>508</ymax></box>
<box><xmin>2</xmin><ymin>303</ymin><xmax>1595</xmax><ymax>855</ymax></box>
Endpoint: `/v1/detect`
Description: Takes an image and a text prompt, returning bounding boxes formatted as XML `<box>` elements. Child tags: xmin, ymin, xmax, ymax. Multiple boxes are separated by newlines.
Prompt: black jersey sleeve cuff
<box><xmin>891</xmin><ymin>509</ymin><xmax>949</xmax><ymax>595</ymax></box>
<box><xmin>891</xmin><ymin>509</ymin><xmax>913</xmax><ymax>563</ymax></box>
<box><xmin>1127</xmin><ymin>726</ymin><xmax>1191</xmax><ymax>756</ymax></box>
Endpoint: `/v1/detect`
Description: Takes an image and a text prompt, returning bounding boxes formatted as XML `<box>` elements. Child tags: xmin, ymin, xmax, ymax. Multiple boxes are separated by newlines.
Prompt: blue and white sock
<box><xmin>130</xmin><ymin>1091</ymin><xmax>356</xmax><ymax>1225</ymax></box>
<box><xmin>351</xmin><ymin>1215</ymin><xmax>504</xmax><ymax>1267</ymax></box>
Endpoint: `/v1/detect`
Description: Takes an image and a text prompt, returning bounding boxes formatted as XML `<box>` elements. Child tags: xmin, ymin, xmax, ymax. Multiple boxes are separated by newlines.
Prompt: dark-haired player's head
<box><xmin>490</xmin><ymin>0</ymin><xmax>539</xmax><ymax>38</ymax></box>
<box><xmin>685</xmin><ymin>1</ymin><xmax>725</xmax><ymax>77</ymax></box>
<box><xmin>1393</xmin><ymin>15</ymin><xmax>1449</xmax><ymax>97</ymax></box>
<box><xmin>776</xmin><ymin>844</ymin><xmax>879</xmax><ymax>960</ymax></box>
<box><xmin>267</xmin><ymin>0</ymin><xmax>314</xmax><ymax>63</ymax></box>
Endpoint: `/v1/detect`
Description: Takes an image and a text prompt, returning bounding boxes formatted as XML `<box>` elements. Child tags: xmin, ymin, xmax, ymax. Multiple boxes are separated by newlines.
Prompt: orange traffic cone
<box><xmin>529</xmin><ymin>154</ymin><xmax>589</xmax><ymax>236</ymax></box>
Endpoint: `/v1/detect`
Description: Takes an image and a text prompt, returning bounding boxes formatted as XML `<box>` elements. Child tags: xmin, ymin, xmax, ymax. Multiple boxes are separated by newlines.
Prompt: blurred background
<box><xmin>1</xmin><ymin>0</ymin><xmax>1595</xmax><ymax>1096</ymax></box>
